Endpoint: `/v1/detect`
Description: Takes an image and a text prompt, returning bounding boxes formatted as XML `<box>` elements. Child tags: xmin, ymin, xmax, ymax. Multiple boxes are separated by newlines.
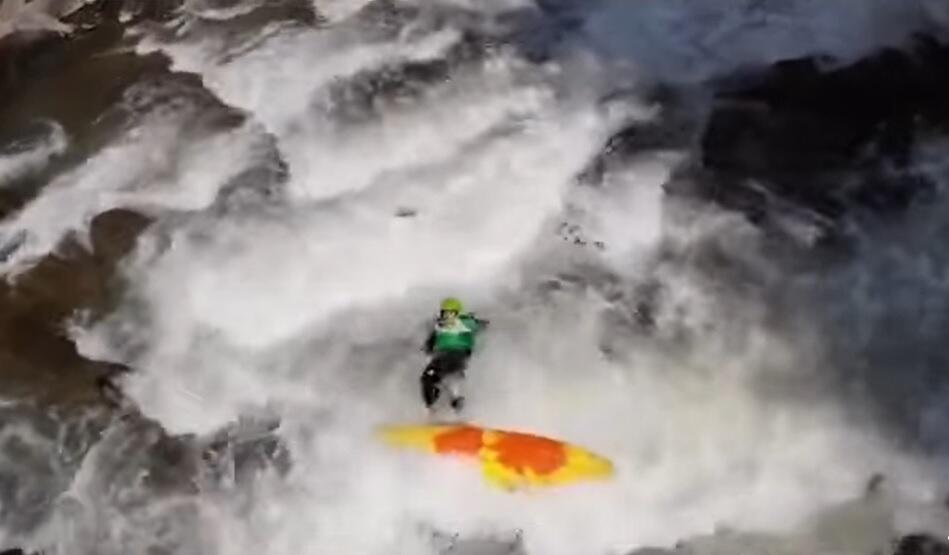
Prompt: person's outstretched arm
<box><xmin>470</xmin><ymin>314</ymin><xmax>489</xmax><ymax>330</ymax></box>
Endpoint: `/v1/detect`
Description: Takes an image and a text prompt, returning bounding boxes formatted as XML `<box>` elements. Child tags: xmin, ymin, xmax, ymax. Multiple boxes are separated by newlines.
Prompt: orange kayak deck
<box><xmin>377</xmin><ymin>423</ymin><xmax>615</xmax><ymax>490</ymax></box>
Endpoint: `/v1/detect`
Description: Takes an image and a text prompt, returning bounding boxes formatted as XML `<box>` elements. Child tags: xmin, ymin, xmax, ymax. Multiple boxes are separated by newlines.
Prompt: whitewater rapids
<box><xmin>1</xmin><ymin>1</ymin><xmax>949</xmax><ymax>554</ymax></box>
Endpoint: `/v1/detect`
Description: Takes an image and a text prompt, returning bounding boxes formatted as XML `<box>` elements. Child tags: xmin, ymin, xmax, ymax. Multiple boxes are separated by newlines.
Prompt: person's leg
<box><xmin>421</xmin><ymin>360</ymin><xmax>444</xmax><ymax>408</ymax></box>
<box><xmin>443</xmin><ymin>372</ymin><xmax>464</xmax><ymax>411</ymax></box>
<box><xmin>443</xmin><ymin>351</ymin><xmax>470</xmax><ymax>411</ymax></box>
<box><xmin>449</xmin><ymin>390</ymin><xmax>464</xmax><ymax>411</ymax></box>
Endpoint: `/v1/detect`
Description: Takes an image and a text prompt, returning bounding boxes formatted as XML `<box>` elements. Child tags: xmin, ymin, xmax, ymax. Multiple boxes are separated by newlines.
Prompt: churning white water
<box><xmin>3</xmin><ymin>1</ymin><xmax>949</xmax><ymax>554</ymax></box>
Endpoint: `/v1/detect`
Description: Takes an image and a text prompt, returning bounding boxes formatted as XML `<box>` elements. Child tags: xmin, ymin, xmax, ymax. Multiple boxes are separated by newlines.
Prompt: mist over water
<box><xmin>585</xmin><ymin>0</ymin><xmax>949</xmax><ymax>82</ymax></box>
<box><xmin>3</xmin><ymin>0</ymin><xmax>949</xmax><ymax>554</ymax></box>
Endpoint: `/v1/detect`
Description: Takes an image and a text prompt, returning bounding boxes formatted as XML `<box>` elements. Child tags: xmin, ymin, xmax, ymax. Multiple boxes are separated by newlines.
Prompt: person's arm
<box><xmin>465</xmin><ymin>314</ymin><xmax>489</xmax><ymax>333</ymax></box>
<box><xmin>423</xmin><ymin>329</ymin><xmax>436</xmax><ymax>354</ymax></box>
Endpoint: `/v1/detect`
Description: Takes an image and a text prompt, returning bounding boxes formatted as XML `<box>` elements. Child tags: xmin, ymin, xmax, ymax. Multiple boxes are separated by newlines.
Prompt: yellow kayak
<box><xmin>377</xmin><ymin>423</ymin><xmax>615</xmax><ymax>490</ymax></box>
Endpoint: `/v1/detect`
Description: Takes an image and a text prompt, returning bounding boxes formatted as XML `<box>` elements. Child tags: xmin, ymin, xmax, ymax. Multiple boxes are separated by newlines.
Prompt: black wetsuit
<box><xmin>421</xmin><ymin>331</ymin><xmax>471</xmax><ymax>410</ymax></box>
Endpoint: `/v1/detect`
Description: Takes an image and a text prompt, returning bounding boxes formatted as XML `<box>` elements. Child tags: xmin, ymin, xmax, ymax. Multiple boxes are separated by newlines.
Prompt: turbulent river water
<box><xmin>3</xmin><ymin>1</ymin><xmax>949</xmax><ymax>554</ymax></box>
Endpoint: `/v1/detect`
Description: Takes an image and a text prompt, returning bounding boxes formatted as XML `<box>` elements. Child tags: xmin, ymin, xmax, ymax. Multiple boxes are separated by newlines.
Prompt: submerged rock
<box><xmin>895</xmin><ymin>534</ymin><xmax>949</xmax><ymax>555</ymax></box>
<box><xmin>688</xmin><ymin>34</ymin><xmax>949</xmax><ymax>244</ymax></box>
<box><xmin>0</xmin><ymin>209</ymin><xmax>149</xmax><ymax>408</ymax></box>
<box><xmin>0</xmin><ymin>0</ymin><xmax>283</xmax><ymax>412</ymax></box>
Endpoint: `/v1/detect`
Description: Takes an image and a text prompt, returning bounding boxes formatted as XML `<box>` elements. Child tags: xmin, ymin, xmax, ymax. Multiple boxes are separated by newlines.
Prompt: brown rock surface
<box><xmin>0</xmin><ymin>1</ymin><xmax>173</xmax><ymax>410</ymax></box>
<box><xmin>0</xmin><ymin>209</ymin><xmax>149</xmax><ymax>407</ymax></box>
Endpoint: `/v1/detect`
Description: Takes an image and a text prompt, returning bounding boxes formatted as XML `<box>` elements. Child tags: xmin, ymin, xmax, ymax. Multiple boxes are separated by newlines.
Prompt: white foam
<box><xmin>79</xmin><ymin>278</ymin><xmax>945</xmax><ymax>555</ymax></box>
<box><xmin>183</xmin><ymin>0</ymin><xmax>268</xmax><ymax>21</ymax></box>
<box><xmin>0</xmin><ymin>113</ymin><xmax>267</xmax><ymax>274</ymax></box>
<box><xmin>0</xmin><ymin>122</ymin><xmax>67</xmax><ymax>187</ymax></box>
<box><xmin>0</xmin><ymin>0</ymin><xmax>83</xmax><ymax>39</ymax></box>
<box><xmin>85</xmin><ymin>84</ymin><xmax>612</xmax><ymax>434</ymax></box>
<box><xmin>309</xmin><ymin>0</ymin><xmax>375</xmax><ymax>23</ymax></box>
<box><xmin>47</xmin><ymin>0</ymin><xmax>949</xmax><ymax>553</ymax></box>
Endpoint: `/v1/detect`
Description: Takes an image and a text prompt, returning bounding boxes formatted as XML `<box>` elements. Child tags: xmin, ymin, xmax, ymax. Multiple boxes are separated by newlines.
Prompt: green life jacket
<box><xmin>433</xmin><ymin>313</ymin><xmax>481</xmax><ymax>353</ymax></box>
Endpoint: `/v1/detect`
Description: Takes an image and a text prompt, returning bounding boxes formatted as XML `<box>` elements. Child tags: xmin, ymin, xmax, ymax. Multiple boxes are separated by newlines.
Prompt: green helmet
<box><xmin>440</xmin><ymin>297</ymin><xmax>464</xmax><ymax>313</ymax></box>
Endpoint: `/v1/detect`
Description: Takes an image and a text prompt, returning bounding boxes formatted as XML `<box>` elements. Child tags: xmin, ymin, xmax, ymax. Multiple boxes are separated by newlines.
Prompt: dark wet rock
<box><xmin>20</xmin><ymin>411</ymin><xmax>291</xmax><ymax>554</ymax></box>
<box><xmin>430</xmin><ymin>527</ymin><xmax>524</xmax><ymax>555</ymax></box>
<box><xmin>79</xmin><ymin>412</ymin><xmax>289</xmax><ymax>501</ymax></box>
<box><xmin>580</xmin><ymin>86</ymin><xmax>703</xmax><ymax>187</ymax></box>
<box><xmin>0</xmin><ymin>404</ymin><xmax>111</xmax><ymax>541</ymax></box>
<box><xmin>620</xmin><ymin>516</ymin><xmax>944</xmax><ymax>555</ymax></box>
<box><xmin>440</xmin><ymin>538</ymin><xmax>523</xmax><ymax>555</ymax></box>
<box><xmin>323</xmin><ymin>30</ymin><xmax>491</xmax><ymax>125</ymax></box>
<box><xmin>0</xmin><ymin>0</ymin><xmax>280</xmax><ymax>412</ymax></box>
<box><xmin>0</xmin><ymin>18</ymin><xmax>168</xmax><ymax>219</ymax></box>
<box><xmin>324</xmin><ymin>56</ymin><xmax>454</xmax><ymax>124</ymax></box>
<box><xmin>112</xmin><ymin>0</ymin><xmax>187</xmax><ymax>24</ymax></box>
<box><xmin>293</xmin><ymin>0</ymin><xmax>587</xmax><ymax>128</ymax></box>
<box><xmin>706</xmin><ymin>35</ymin><xmax>949</xmax><ymax>171</ymax></box>
<box><xmin>894</xmin><ymin>534</ymin><xmax>949</xmax><ymax>555</ymax></box>
<box><xmin>215</xmin><ymin>0</ymin><xmax>317</xmax><ymax>27</ymax></box>
<box><xmin>556</xmin><ymin>221</ymin><xmax>606</xmax><ymax>250</ymax></box>
<box><xmin>0</xmin><ymin>0</ymin><xmax>268</xmax><ymax>218</ymax></box>
<box><xmin>0</xmin><ymin>0</ymin><xmax>171</xmax><ymax>104</ymax></box>
<box><xmin>347</xmin><ymin>0</ymin><xmax>416</xmax><ymax>29</ymax></box>
<box><xmin>0</xmin><ymin>209</ymin><xmax>149</xmax><ymax>407</ymax></box>
<box><xmin>692</xmin><ymin>34</ymin><xmax>949</xmax><ymax>243</ymax></box>
<box><xmin>140</xmin><ymin>0</ymin><xmax>317</xmax><ymax>64</ymax></box>
<box><xmin>194</xmin><ymin>414</ymin><xmax>290</xmax><ymax>487</ymax></box>
<box><xmin>320</xmin><ymin>0</ymin><xmax>575</xmax><ymax>124</ymax></box>
<box><xmin>89</xmin><ymin>209</ymin><xmax>151</xmax><ymax>262</ymax></box>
